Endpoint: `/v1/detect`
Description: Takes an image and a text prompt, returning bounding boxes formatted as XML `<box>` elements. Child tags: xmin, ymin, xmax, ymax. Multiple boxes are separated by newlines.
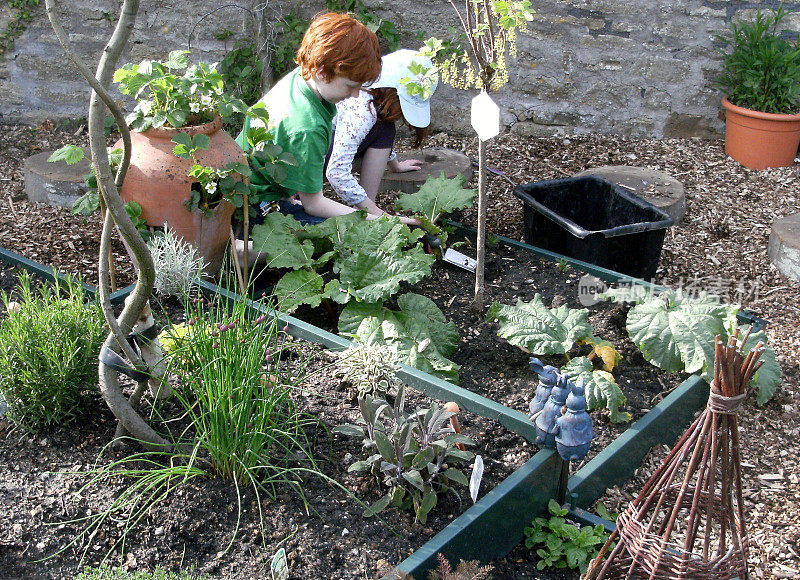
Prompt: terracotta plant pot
<box><xmin>115</xmin><ymin>116</ymin><xmax>245</xmax><ymax>277</ymax></box>
<box><xmin>722</xmin><ymin>97</ymin><xmax>800</xmax><ymax>170</ymax></box>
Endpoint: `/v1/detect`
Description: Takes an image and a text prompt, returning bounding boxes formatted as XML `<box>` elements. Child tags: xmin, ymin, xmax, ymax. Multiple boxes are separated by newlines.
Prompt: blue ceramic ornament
<box><xmin>556</xmin><ymin>379</ymin><xmax>594</xmax><ymax>461</ymax></box>
<box><xmin>535</xmin><ymin>371</ymin><xmax>570</xmax><ymax>448</ymax></box>
<box><xmin>528</xmin><ymin>357</ymin><xmax>560</xmax><ymax>419</ymax></box>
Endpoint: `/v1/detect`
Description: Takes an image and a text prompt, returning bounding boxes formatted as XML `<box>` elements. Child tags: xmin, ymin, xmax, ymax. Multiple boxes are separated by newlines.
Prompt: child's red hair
<box><xmin>296</xmin><ymin>12</ymin><xmax>381</xmax><ymax>84</ymax></box>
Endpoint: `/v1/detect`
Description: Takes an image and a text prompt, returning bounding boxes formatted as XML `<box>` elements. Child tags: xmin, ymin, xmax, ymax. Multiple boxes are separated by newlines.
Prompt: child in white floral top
<box><xmin>324</xmin><ymin>49</ymin><xmax>438</xmax><ymax>225</ymax></box>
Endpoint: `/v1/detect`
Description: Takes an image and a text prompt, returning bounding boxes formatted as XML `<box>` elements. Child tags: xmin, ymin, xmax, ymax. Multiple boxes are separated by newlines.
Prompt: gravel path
<box><xmin>1</xmin><ymin>120</ymin><xmax>798</xmax><ymax>578</ymax></box>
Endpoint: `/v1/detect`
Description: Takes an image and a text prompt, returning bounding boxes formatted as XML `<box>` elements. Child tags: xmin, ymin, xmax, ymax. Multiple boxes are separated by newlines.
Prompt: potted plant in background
<box><xmin>112</xmin><ymin>50</ymin><xmax>251</xmax><ymax>276</ymax></box>
<box><xmin>717</xmin><ymin>4</ymin><xmax>800</xmax><ymax>169</ymax></box>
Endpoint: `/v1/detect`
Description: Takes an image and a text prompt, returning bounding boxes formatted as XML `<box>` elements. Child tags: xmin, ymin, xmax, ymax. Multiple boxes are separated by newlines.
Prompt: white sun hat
<box><xmin>369</xmin><ymin>49</ymin><xmax>439</xmax><ymax>128</ymax></box>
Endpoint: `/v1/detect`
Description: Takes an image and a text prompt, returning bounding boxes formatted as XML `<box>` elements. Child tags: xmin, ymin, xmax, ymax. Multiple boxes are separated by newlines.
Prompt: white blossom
<box><xmin>205</xmin><ymin>181</ymin><xmax>218</xmax><ymax>194</ymax></box>
<box><xmin>140</xmin><ymin>100</ymin><xmax>153</xmax><ymax>115</ymax></box>
<box><xmin>190</xmin><ymin>102</ymin><xmax>200</xmax><ymax>113</ymax></box>
<box><xmin>200</xmin><ymin>95</ymin><xmax>213</xmax><ymax>107</ymax></box>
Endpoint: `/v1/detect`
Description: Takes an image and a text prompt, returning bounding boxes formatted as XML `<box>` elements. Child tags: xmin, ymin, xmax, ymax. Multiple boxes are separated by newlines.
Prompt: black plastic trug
<box><xmin>513</xmin><ymin>176</ymin><xmax>675</xmax><ymax>281</ymax></box>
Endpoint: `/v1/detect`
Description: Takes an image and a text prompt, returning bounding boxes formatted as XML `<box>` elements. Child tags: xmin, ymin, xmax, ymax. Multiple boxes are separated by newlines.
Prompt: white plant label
<box><xmin>471</xmin><ymin>91</ymin><xmax>500</xmax><ymax>141</ymax></box>
<box><xmin>470</xmin><ymin>454</ymin><xmax>485</xmax><ymax>503</ymax></box>
<box><xmin>271</xmin><ymin>547</ymin><xmax>289</xmax><ymax>580</ymax></box>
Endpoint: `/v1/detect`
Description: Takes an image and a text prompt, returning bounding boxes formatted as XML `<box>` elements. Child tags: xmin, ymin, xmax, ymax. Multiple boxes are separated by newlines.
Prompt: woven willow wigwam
<box><xmin>584</xmin><ymin>329</ymin><xmax>765</xmax><ymax>579</ymax></box>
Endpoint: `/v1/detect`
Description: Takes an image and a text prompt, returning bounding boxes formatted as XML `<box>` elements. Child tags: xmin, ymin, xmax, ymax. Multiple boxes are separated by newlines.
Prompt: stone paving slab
<box><xmin>769</xmin><ymin>212</ymin><xmax>800</xmax><ymax>282</ymax></box>
<box><xmin>575</xmin><ymin>165</ymin><xmax>686</xmax><ymax>224</ymax></box>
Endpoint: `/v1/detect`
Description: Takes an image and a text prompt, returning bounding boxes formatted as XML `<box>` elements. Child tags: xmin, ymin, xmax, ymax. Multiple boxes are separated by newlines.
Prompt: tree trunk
<box><xmin>473</xmin><ymin>137</ymin><xmax>487</xmax><ymax>310</ymax></box>
<box><xmin>46</xmin><ymin>0</ymin><xmax>169</xmax><ymax>450</ymax></box>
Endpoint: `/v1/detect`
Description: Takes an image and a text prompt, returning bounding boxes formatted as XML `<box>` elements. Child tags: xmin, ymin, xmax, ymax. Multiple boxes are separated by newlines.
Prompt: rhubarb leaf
<box><xmin>250</xmin><ymin>212</ymin><xmax>315</xmax><ymax>270</ymax></box>
<box><xmin>334</xmin><ymin>216</ymin><xmax>433</xmax><ymax>304</ymax></box>
<box><xmin>625</xmin><ymin>291</ymin><xmax>732</xmax><ymax>373</ymax></box>
<box><xmin>563</xmin><ymin>356</ymin><xmax>631</xmax><ymax>423</ymax></box>
<box><xmin>395</xmin><ymin>172</ymin><xmax>475</xmax><ymax>223</ymax></box>
<box><xmin>486</xmin><ymin>294</ymin><xmax>592</xmax><ymax>355</ymax></box>
<box><xmin>339</xmin><ymin>293</ymin><xmax>459</xmax><ymax>382</ymax></box>
<box><xmin>274</xmin><ymin>270</ymin><xmax>338</xmax><ymax>313</ymax></box>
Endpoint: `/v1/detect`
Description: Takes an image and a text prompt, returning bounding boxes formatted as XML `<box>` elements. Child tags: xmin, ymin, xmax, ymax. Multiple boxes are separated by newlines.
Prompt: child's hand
<box><xmin>392</xmin><ymin>159</ymin><xmax>423</xmax><ymax>173</ymax></box>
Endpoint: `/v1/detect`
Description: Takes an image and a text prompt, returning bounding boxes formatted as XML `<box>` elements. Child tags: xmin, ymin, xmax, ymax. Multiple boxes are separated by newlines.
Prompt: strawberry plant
<box><xmin>524</xmin><ymin>499</ymin><xmax>613</xmax><ymax>574</ymax></box>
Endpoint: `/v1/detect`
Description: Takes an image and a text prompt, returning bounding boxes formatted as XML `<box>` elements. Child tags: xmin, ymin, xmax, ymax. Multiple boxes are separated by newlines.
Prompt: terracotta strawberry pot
<box><xmin>722</xmin><ymin>97</ymin><xmax>800</xmax><ymax>170</ymax></box>
<box><xmin>115</xmin><ymin>116</ymin><xmax>245</xmax><ymax>277</ymax></box>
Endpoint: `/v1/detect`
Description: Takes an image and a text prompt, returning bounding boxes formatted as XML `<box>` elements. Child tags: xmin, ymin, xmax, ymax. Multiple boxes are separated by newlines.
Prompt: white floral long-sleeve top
<box><xmin>327</xmin><ymin>90</ymin><xmax>396</xmax><ymax>205</ymax></box>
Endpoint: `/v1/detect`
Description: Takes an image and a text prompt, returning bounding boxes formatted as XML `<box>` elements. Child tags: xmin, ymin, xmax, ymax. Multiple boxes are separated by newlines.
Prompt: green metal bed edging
<box><xmin>0</xmin><ymin>247</ymin><xmax>135</xmax><ymax>306</ymax></box>
<box><xmin>0</xmin><ymin>247</ymin><xmax>96</xmax><ymax>297</ymax></box>
<box><xmin>385</xmin><ymin>449</ymin><xmax>562</xmax><ymax>580</ymax></box>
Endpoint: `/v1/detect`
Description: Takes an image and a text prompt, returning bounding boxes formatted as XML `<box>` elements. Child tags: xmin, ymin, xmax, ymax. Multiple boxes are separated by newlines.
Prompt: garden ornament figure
<box><xmin>528</xmin><ymin>357</ymin><xmax>559</xmax><ymax>419</ymax></box>
<box><xmin>534</xmin><ymin>365</ymin><xmax>571</xmax><ymax>448</ymax></box>
<box><xmin>555</xmin><ymin>379</ymin><xmax>593</xmax><ymax>461</ymax></box>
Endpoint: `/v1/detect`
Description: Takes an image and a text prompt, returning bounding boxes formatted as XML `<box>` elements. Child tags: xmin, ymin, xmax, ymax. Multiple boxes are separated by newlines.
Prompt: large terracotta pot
<box><xmin>722</xmin><ymin>97</ymin><xmax>800</xmax><ymax>170</ymax></box>
<box><xmin>115</xmin><ymin>116</ymin><xmax>245</xmax><ymax>277</ymax></box>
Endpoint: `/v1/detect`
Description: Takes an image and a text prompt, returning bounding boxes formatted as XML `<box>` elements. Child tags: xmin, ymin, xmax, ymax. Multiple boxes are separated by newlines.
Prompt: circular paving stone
<box><xmin>24</xmin><ymin>148</ymin><xmax>90</xmax><ymax>208</ymax></box>
<box><xmin>769</xmin><ymin>212</ymin><xmax>800</xmax><ymax>282</ymax></box>
<box><xmin>376</xmin><ymin>148</ymin><xmax>473</xmax><ymax>195</ymax></box>
<box><xmin>575</xmin><ymin>165</ymin><xmax>686</xmax><ymax>224</ymax></box>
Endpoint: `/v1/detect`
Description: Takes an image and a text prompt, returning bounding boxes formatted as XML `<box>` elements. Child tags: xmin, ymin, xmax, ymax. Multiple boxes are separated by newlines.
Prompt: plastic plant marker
<box><xmin>471</xmin><ymin>91</ymin><xmax>500</xmax><ymax>141</ymax></box>
<box><xmin>443</xmin><ymin>247</ymin><xmax>477</xmax><ymax>272</ymax></box>
<box><xmin>271</xmin><ymin>547</ymin><xmax>289</xmax><ymax>580</ymax></box>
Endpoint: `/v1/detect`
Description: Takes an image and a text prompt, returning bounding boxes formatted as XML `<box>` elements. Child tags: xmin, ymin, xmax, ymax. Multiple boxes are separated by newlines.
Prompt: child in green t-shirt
<box><xmin>239</xmin><ymin>12</ymin><xmax>383</xmax><ymax>230</ymax></box>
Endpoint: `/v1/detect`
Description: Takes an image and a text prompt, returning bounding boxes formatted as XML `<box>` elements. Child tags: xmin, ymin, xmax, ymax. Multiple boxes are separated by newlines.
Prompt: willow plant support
<box><xmin>584</xmin><ymin>329</ymin><xmax>764</xmax><ymax>579</ymax></box>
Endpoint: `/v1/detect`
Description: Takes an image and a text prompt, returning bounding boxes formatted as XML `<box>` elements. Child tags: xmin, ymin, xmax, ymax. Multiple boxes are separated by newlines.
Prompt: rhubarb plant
<box><xmin>333</xmin><ymin>383</ymin><xmax>480</xmax><ymax>524</ymax></box>
<box><xmin>395</xmin><ymin>172</ymin><xmax>476</xmax><ymax>246</ymax></box>
<box><xmin>486</xmin><ymin>294</ymin><xmax>592</xmax><ymax>355</ymax></box>
<box><xmin>603</xmin><ymin>285</ymin><xmax>780</xmax><ymax>404</ymax></box>
<box><xmin>487</xmin><ymin>295</ymin><xmax>630</xmax><ymax>422</ymax></box>
<box><xmin>339</xmin><ymin>293</ymin><xmax>460</xmax><ymax>383</ymax></box>
<box><xmin>250</xmin><ymin>211</ymin><xmax>461</xmax><ymax>381</ymax></box>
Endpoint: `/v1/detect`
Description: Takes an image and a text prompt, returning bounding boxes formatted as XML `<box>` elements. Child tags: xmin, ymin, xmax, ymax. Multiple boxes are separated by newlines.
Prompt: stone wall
<box><xmin>2</xmin><ymin>0</ymin><xmax>799</xmax><ymax>138</ymax></box>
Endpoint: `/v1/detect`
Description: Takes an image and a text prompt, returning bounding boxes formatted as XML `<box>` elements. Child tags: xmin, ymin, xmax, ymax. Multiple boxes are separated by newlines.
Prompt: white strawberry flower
<box><xmin>190</xmin><ymin>102</ymin><xmax>200</xmax><ymax>113</ymax></box>
<box><xmin>205</xmin><ymin>181</ymin><xmax>217</xmax><ymax>194</ymax></box>
<box><xmin>201</xmin><ymin>95</ymin><xmax>213</xmax><ymax>107</ymax></box>
<box><xmin>140</xmin><ymin>100</ymin><xmax>153</xmax><ymax>115</ymax></box>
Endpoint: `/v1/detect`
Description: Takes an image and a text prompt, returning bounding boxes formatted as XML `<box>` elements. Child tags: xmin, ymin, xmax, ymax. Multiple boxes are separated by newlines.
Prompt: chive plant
<box><xmin>49</xmin><ymin>291</ymin><xmax>325</xmax><ymax>565</ymax></box>
<box><xmin>170</xmin><ymin>292</ymin><xmax>318</xmax><ymax>487</ymax></box>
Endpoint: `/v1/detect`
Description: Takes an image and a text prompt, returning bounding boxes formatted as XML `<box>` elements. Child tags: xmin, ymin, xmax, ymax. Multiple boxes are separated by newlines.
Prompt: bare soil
<box><xmin>1</xmin><ymin>120</ymin><xmax>798</xmax><ymax>578</ymax></box>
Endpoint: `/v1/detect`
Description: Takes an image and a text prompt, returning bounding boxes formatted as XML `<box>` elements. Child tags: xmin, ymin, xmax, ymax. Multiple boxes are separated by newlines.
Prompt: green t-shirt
<box><xmin>237</xmin><ymin>68</ymin><xmax>336</xmax><ymax>202</ymax></box>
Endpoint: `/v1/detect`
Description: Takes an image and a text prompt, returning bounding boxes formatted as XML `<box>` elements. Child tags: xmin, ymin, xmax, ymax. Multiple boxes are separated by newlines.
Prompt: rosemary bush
<box><xmin>717</xmin><ymin>5</ymin><xmax>800</xmax><ymax>114</ymax></box>
<box><xmin>0</xmin><ymin>272</ymin><xmax>105</xmax><ymax>429</ymax></box>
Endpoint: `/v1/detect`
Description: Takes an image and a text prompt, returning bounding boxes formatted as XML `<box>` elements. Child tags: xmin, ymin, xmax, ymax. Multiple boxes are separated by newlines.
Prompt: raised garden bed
<box><xmin>0</xmin><ymin>261</ymin><xmax>533</xmax><ymax>578</ymax></box>
<box><xmin>1</xmin><ymin>229</ymin><xmax>760</xmax><ymax>578</ymax></box>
